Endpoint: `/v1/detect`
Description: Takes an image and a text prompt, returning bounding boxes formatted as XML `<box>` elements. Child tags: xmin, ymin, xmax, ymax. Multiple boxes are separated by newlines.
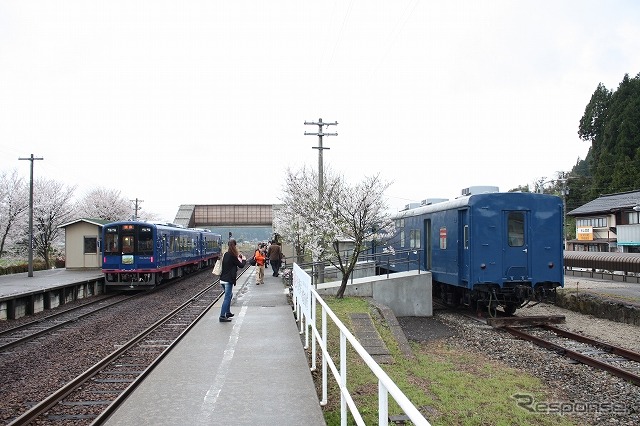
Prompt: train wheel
<box><xmin>503</xmin><ymin>304</ymin><xmax>517</xmax><ymax>316</ymax></box>
<box><xmin>488</xmin><ymin>305</ymin><xmax>497</xmax><ymax>317</ymax></box>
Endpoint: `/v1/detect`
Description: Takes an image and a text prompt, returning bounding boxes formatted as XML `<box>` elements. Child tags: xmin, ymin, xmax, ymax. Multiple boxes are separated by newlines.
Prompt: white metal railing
<box><xmin>291</xmin><ymin>263</ymin><xmax>431</xmax><ymax>426</ymax></box>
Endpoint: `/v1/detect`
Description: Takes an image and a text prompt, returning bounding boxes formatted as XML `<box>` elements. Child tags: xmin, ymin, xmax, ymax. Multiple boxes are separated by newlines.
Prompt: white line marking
<box><xmin>200</xmin><ymin>304</ymin><xmax>248</xmax><ymax>420</ymax></box>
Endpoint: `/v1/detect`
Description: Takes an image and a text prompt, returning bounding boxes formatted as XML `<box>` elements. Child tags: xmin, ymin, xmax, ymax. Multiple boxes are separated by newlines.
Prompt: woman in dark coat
<box><xmin>219</xmin><ymin>238</ymin><xmax>246</xmax><ymax>322</ymax></box>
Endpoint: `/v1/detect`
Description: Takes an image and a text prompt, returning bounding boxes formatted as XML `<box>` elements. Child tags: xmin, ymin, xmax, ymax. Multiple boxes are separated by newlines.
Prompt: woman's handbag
<box><xmin>212</xmin><ymin>257</ymin><xmax>223</xmax><ymax>275</ymax></box>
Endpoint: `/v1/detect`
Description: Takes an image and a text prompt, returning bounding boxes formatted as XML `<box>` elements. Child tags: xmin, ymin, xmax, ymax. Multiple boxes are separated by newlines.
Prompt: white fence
<box><xmin>291</xmin><ymin>263</ymin><xmax>431</xmax><ymax>426</ymax></box>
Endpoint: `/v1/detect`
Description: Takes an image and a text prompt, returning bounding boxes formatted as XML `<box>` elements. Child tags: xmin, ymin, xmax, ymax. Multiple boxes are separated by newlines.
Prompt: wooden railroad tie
<box><xmin>486</xmin><ymin>315</ymin><xmax>566</xmax><ymax>328</ymax></box>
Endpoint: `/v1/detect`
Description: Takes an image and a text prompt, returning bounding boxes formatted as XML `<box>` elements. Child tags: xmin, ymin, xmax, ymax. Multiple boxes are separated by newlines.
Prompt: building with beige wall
<box><xmin>58</xmin><ymin>219</ymin><xmax>110</xmax><ymax>269</ymax></box>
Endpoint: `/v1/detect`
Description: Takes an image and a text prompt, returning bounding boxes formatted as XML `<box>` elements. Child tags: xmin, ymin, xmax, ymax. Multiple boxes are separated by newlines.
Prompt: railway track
<box><xmin>0</xmin><ymin>294</ymin><xmax>139</xmax><ymax>353</ymax></box>
<box><xmin>487</xmin><ymin>317</ymin><xmax>640</xmax><ymax>387</ymax></box>
<box><xmin>6</xmin><ymin>281</ymin><xmax>224</xmax><ymax>426</ymax></box>
<box><xmin>0</xmin><ymin>263</ymin><xmax>236</xmax><ymax>353</ymax></box>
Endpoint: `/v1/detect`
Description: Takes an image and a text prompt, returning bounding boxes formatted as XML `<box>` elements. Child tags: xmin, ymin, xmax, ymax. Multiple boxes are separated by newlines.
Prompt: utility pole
<box><xmin>537</xmin><ymin>173</ymin><xmax>570</xmax><ymax>248</ymax></box>
<box><xmin>304</xmin><ymin>118</ymin><xmax>338</xmax><ymax>285</ymax></box>
<box><xmin>18</xmin><ymin>154</ymin><xmax>44</xmax><ymax>277</ymax></box>
<box><xmin>304</xmin><ymin>118</ymin><xmax>338</xmax><ymax>203</ymax></box>
<box><xmin>557</xmin><ymin>172</ymin><xmax>569</xmax><ymax>249</ymax></box>
<box><xmin>130</xmin><ymin>198</ymin><xmax>143</xmax><ymax>220</ymax></box>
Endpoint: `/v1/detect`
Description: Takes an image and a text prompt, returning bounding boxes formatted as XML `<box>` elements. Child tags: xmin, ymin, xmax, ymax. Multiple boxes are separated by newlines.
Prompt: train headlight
<box><xmin>548</xmin><ymin>262</ymin><xmax>554</xmax><ymax>269</ymax></box>
<box><xmin>480</xmin><ymin>263</ymin><xmax>486</xmax><ymax>269</ymax></box>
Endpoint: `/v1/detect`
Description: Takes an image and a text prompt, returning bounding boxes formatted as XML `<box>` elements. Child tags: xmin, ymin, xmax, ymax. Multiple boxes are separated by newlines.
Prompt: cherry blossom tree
<box><xmin>0</xmin><ymin>170</ymin><xmax>29</xmax><ymax>259</ymax></box>
<box><xmin>275</xmin><ymin>166</ymin><xmax>340</xmax><ymax>265</ymax></box>
<box><xmin>276</xmin><ymin>166</ymin><xmax>395</xmax><ymax>298</ymax></box>
<box><xmin>20</xmin><ymin>178</ymin><xmax>76</xmax><ymax>268</ymax></box>
<box><xmin>75</xmin><ymin>187</ymin><xmax>135</xmax><ymax>221</ymax></box>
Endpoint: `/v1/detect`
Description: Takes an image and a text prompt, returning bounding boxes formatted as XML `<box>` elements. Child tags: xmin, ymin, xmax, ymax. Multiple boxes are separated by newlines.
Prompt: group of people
<box><xmin>217</xmin><ymin>239</ymin><xmax>286</xmax><ymax>323</ymax></box>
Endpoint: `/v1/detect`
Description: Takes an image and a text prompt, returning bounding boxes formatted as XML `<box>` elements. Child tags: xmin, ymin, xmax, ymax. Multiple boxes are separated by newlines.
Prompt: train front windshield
<box><xmin>104</xmin><ymin>224</ymin><xmax>154</xmax><ymax>255</ymax></box>
<box><xmin>104</xmin><ymin>227</ymin><xmax>119</xmax><ymax>254</ymax></box>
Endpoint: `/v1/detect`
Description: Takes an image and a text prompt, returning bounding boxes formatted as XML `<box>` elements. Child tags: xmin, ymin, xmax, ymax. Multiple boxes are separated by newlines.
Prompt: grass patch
<box><xmin>314</xmin><ymin>296</ymin><xmax>577</xmax><ymax>426</ymax></box>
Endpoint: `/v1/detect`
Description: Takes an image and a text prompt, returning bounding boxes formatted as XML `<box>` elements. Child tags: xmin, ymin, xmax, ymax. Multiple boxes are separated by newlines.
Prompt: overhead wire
<box><xmin>325</xmin><ymin>0</ymin><xmax>354</xmax><ymax>70</ymax></box>
<box><xmin>370</xmin><ymin>0</ymin><xmax>420</xmax><ymax>79</ymax></box>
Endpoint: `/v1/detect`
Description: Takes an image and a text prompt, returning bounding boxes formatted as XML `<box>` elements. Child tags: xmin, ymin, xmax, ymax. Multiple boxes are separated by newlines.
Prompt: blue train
<box><xmin>382</xmin><ymin>188</ymin><xmax>564</xmax><ymax>314</ymax></box>
<box><xmin>102</xmin><ymin>221</ymin><xmax>222</xmax><ymax>290</ymax></box>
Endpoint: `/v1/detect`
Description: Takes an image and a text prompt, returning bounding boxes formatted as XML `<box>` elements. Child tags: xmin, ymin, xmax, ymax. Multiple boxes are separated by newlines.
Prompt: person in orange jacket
<box><xmin>254</xmin><ymin>243</ymin><xmax>267</xmax><ymax>285</ymax></box>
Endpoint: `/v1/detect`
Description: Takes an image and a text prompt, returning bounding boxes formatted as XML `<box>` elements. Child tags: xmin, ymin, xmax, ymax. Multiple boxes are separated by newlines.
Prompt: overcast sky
<box><xmin>2</xmin><ymin>1</ymin><xmax>639</xmax><ymax>222</ymax></box>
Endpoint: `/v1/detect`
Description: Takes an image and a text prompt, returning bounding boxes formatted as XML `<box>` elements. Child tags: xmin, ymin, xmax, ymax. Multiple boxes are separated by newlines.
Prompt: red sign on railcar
<box><xmin>439</xmin><ymin>227</ymin><xmax>447</xmax><ymax>249</ymax></box>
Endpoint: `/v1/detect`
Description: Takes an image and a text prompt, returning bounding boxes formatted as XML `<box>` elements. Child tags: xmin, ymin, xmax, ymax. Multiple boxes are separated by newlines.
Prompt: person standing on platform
<box><xmin>254</xmin><ymin>243</ymin><xmax>267</xmax><ymax>285</ymax></box>
<box><xmin>267</xmin><ymin>240</ymin><xmax>284</xmax><ymax>277</ymax></box>
<box><xmin>219</xmin><ymin>238</ymin><xmax>246</xmax><ymax>322</ymax></box>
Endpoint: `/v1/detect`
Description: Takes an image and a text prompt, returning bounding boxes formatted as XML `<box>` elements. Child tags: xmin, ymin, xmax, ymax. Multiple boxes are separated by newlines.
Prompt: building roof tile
<box><xmin>567</xmin><ymin>190</ymin><xmax>640</xmax><ymax>216</ymax></box>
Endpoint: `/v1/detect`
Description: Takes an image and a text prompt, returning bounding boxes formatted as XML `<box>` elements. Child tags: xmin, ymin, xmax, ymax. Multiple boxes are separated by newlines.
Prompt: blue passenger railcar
<box><xmin>102</xmin><ymin>221</ymin><xmax>222</xmax><ymax>290</ymax></box>
<box><xmin>385</xmin><ymin>191</ymin><xmax>564</xmax><ymax>314</ymax></box>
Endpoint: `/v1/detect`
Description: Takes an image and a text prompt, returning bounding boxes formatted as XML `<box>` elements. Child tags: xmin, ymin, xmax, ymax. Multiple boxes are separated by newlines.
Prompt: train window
<box><xmin>508</xmin><ymin>212</ymin><xmax>525</xmax><ymax>247</ymax></box>
<box><xmin>464</xmin><ymin>225</ymin><xmax>469</xmax><ymax>249</ymax></box>
<box><xmin>410</xmin><ymin>229</ymin><xmax>421</xmax><ymax>249</ymax></box>
<box><xmin>105</xmin><ymin>234</ymin><xmax>118</xmax><ymax>253</ymax></box>
<box><xmin>400</xmin><ymin>230</ymin><xmax>405</xmax><ymax>248</ymax></box>
<box><xmin>122</xmin><ymin>236</ymin><xmax>135</xmax><ymax>253</ymax></box>
<box><xmin>209</xmin><ymin>238</ymin><xmax>220</xmax><ymax>249</ymax></box>
<box><xmin>138</xmin><ymin>231</ymin><xmax>154</xmax><ymax>255</ymax></box>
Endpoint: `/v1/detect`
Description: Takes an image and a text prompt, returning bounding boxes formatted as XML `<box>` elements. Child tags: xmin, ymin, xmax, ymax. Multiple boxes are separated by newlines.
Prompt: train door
<box><xmin>157</xmin><ymin>233</ymin><xmax>167</xmax><ymax>266</ymax></box>
<box><xmin>424</xmin><ymin>219</ymin><xmax>432</xmax><ymax>270</ymax></box>
<box><xmin>458</xmin><ymin>209</ymin><xmax>470</xmax><ymax>284</ymax></box>
<box><xmin>503</xmin><ymin>210</ymin><xmax>530</xmax><ymax>280</ymax></box>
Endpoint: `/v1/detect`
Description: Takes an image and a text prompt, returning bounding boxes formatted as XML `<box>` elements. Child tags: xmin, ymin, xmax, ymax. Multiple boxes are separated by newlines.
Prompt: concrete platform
<box><xmin>0</xmin><ymin>268</ymin><xmax>103</xmax><ymax>299</ymax></box>
<box><xmin>0</xmin><ymin>269</ymin><xmax>104</xmax><ymax>319</ymax></box>
<box><xmin>103</xmin><ymin>267</ymin><xmax>326</xmax><ymax>425</ymax></box>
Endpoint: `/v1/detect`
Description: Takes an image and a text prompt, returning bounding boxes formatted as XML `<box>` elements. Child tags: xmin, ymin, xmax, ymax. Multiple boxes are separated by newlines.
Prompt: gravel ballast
<box><xmin>397</xmin><ymin>276</ymin><xmax>640</xmax><ymax>425</ymax></box>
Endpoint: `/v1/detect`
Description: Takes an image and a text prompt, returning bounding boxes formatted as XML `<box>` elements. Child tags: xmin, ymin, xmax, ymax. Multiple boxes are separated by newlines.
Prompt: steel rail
<box><xmin>0</xmin><ymin>294</ymin><xmax>139</xmax><ymax>352</ymax></box>
<box><xmin>542</xmin><ymin>324</ymin><xmax>640</xmax><ymax>363</ymax></box>
<box><xmin>0</xmin><ymin>294</ymin><xmax>120</xmax><ymax>336</ymax></box>
<box><xmin>503</xmin><ymin>326</ymin><xmax>640</xmax><ymax>387</ymax></box>
<box><xmin>6</xmin><ymin>282</ymin><xmax>223</xmax><ymax>426</ymax></box>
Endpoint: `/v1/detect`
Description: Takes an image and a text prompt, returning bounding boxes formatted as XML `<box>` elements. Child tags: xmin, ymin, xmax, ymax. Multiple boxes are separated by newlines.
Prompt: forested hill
<box><xmin>567</xmin><ymin>72</ymin><xmax>640</xmax><ymax>212</ymax></box>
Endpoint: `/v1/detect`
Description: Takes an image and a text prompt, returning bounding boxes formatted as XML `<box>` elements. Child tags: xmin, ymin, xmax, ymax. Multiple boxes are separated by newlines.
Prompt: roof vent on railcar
<box><xmin>420</xmin><ymin>198</ymin><xmax>449</xmax><ymax>206</ymax></box>
<box><xmin>460</xmin><ymin>186</ymin><xmax>499</xmax><ymax>196</ymax></box>
<box><xmin>402</xmin><ymin>202</ymin><xmax>421</xmax><ymax>211</ymax></box>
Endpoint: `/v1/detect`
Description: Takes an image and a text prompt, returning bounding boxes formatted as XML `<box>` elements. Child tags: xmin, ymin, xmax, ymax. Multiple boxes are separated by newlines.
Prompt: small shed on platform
<box><xmin>58</xmin><ymin>219</ymin><xmax>110</xmax><ymax>270</ymax></box>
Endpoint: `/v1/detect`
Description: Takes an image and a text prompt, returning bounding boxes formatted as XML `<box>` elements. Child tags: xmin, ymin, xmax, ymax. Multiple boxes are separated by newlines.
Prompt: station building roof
<box><xmin>567</xmin><ymin>190</ymin><xmax>640</xmax><ymax>216</ymax></box>
<box><xmin>58</xmin><ymin>218</ymin><xmax>112</xmax><ymax>229</ymax></box>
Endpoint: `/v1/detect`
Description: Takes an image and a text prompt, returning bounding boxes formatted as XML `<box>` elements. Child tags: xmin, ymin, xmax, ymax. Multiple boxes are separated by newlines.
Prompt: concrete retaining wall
<box><xmin>315</xmin><ymin>270</ymin><xmax>432</xmax><ymax>317</ymax></box>
<box><xmin>556</xmin><ymin>292</ymin><xmax>640</xmax><ymax>326</ymax></box>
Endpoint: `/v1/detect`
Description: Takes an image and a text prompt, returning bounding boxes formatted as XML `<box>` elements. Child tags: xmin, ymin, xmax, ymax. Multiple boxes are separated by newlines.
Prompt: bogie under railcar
<box><xmin>383</xmin><ymin>190</ymin><xmax>564</xmax><ymax>315</ymax></box>
<box><xmin>102</xmin><ymin>221</ymin><xmax>222</xmax><ymax>290</ymax></box>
